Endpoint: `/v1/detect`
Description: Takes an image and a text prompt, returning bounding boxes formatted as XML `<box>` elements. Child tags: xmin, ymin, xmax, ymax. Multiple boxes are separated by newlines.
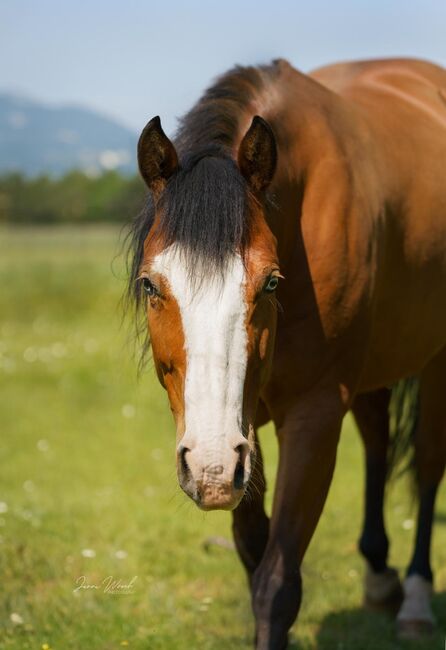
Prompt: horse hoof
<box><xmin>397</xmin><ymin>618</ymin><xmax>435</xmax><ymax>640</ymax></box>
<box><xmin>396</xmin><ymin>574</ymin><xmax>435</xmax><ymax>639</ymax></box>
<box><xmin>364</xmin><ymin>566</ymin><xmax>403</xmax><ymax>615</ymax></box>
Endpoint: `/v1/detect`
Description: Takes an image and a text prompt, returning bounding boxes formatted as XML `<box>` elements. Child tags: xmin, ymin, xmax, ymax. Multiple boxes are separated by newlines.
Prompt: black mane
<box><xmin>125</xmin><ymin>61</ymin><xmax>279</xmax><ymax>353</ymax></box>
<box><xmin>174</xmin><ymin>64</ymin><xmax>269</xmax><ymax>154</ymax></box>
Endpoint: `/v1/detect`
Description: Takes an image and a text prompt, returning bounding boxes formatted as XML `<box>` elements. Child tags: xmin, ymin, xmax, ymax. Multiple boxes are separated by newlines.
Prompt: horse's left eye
<box><xmin>264</xmin><ymin>275</ymin><xmax>279</xmax><ymax>293</ymax></box>
<box><xmin>142</xmin><ymin>277</ymin><xmax>157</xmax><ymax>297</ymax></box>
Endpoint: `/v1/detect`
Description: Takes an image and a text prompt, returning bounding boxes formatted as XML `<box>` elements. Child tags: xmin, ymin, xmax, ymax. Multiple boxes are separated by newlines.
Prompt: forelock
<box><xmin>156</xmin><ymin>151</ymin><xmax>249</xmax><ymax>282</ymax></box>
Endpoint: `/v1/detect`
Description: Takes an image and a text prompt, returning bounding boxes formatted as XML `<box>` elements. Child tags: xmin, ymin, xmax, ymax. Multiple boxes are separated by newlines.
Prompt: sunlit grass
<box><xmin>0</xmin><ymin>226</ymin><xmax>444</xmax><ymax>649</ymax></box>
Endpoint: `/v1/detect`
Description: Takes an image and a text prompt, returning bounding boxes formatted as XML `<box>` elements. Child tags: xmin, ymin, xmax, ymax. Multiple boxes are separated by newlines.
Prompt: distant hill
<box><xmin>0</xmin><ymin>92</ymin><xmax>138</xmax><ymax>176</ymax></box>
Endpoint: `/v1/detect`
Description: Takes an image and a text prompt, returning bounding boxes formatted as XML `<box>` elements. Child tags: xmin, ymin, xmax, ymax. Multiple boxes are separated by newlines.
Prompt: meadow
<box><xmin>0</xmin><ymin>226</ymin><xmax>445</xmax><ymax>650</ymax></box>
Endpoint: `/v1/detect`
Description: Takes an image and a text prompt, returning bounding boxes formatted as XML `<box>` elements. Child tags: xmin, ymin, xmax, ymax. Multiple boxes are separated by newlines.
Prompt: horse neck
<box><xmin>256</xmin><ymin>65</ymin><xmax>373</xmax><ymax>268</ymax></box>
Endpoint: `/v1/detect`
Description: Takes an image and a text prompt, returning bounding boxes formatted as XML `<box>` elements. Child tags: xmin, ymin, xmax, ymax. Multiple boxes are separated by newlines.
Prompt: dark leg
<box><xmin>352</xmin><ymin>390</ymin><xmax>403</xmax><ymax>613</ymax></box>
<box><xmin>251</xmin><ymin>390</ymin><xmax>343</xmax><ymax>650</ymax></box>
<box><xmin>407</xmin><ymin>484</ymin><xmax>438</xmax><ymax>581</ymax></box>
<box><xmin>232</xmin><ymin>432</ymin><xmax>269</xmax><ymax>585</ymax></box>
<box><xmin>397</xmin><ymin>350</ymin><xmax>446</xmax><ymax>638</ymax></box>
<box><xmin>360</xmin><ymin>456</ymin><xmax>388</xmax><ymax>570</ymax></box>
<box><xmin>353</xmin><ymin>389</ymin><xmax>391</xmax><ymax>573</ymax></box>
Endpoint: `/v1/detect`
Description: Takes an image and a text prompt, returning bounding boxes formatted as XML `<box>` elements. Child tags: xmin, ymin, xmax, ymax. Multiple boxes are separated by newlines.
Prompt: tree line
<box><xmin>0</xmin><ymin>171</ymin><xmax>147</xmax><ymax>224</ymax></box>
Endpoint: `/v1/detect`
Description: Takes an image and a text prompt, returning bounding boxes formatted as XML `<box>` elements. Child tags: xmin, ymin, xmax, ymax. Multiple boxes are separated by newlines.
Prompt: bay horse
<box><xmin>128</xmin><ymin>58</ymin><xmax>446</xmax><ymax>648</ymax></box>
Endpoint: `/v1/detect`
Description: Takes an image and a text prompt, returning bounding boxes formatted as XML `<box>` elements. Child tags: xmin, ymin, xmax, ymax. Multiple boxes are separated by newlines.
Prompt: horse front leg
<box><xmin>251</xmin><ymin>391</ymin><xmax>344</xmax><ymax>650</ymax></box>
<box><xmin>232</xmin><ymin>429</ymin><xmax>269</xmax><ymax>587</ymax></box>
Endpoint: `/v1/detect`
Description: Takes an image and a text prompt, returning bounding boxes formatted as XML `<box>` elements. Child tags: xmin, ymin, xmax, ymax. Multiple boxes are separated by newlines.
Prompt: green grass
<box><xmin>0</xmin><ymin>226</ymin><xmax>445</xmax><ymax>650</ymax></box>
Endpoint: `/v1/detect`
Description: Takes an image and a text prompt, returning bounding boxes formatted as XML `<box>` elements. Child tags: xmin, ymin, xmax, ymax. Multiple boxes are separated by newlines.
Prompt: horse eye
<box><xmin>264</xmin><ymin>275</ymin><xmax>279</xmax><ymax>293</ymax></box>
<box><xmin>142</xmin><ymin>277</ymin><xmax>157</xmax><ymax>297</ymax></box>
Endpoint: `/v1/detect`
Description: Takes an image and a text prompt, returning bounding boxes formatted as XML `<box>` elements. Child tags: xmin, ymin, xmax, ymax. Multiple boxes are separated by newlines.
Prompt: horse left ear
<box><xmin>137</xmin><ymin>116</ymin><xmax>178</xmax><ymax>196</ymax></box>
<box><xmin>238</xmin><ymin>116</ymin><xmax>277</xmax><ymax>193</ymax></box>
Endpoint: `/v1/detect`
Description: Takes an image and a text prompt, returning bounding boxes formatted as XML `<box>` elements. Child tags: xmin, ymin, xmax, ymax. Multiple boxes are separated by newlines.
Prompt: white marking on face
<box><xmin>152</xmin><ymin>245</ymin><xmax>248</xmax><ymax>459</ymax></box>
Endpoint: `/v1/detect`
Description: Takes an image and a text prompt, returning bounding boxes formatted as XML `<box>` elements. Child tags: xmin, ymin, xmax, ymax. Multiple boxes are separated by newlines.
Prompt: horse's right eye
<box><xmin>142</xmin><ymin>277</ymin><xmax>157</xmax><ymax>297</ymax></box>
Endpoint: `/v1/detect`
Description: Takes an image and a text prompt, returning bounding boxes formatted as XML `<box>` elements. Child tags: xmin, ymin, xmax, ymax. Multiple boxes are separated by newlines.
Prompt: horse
<box><xmin>127</xmin><ymin>57</ymin><xmax>446</xmax><ymax>649</ymax></box>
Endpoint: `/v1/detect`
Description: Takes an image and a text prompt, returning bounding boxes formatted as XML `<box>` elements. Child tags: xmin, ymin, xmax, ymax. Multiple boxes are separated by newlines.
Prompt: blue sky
<box><xmin>1</xmin><ymin>1</ymin><xmax>445</xmax><ymax>136</ymax></box>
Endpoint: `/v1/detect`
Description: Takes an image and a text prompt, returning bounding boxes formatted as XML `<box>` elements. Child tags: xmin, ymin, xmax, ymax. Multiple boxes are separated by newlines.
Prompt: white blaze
<box><xmin>152</xmin><ymin>245</ymin><xmax>248</xmax><ymax>457</ymax></box>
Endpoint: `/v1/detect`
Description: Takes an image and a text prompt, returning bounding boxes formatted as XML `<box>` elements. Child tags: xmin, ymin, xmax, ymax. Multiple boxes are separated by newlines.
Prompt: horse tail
<box><xmin>387</xmin><ymin>377</ymin><xmax>420</xmax><ymax>481</ymax></box>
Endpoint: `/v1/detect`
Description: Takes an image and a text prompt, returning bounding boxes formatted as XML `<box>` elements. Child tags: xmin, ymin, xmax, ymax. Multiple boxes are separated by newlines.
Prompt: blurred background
<box><xmin>1</xmin><ymin>0</ymin><xmax>446</xmax><ymax>224</ymax></box>
<box><xmin>0</xmin><ymin>2</ymin><xmax>445</xmax><ymax>649</ymax></box>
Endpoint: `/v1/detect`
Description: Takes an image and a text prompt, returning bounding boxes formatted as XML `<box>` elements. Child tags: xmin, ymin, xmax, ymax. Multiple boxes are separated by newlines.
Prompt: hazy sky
<box><xmin>1</xmin><ymin>1</ymin><xmax>445</xmax><ymax>136</ymax></box>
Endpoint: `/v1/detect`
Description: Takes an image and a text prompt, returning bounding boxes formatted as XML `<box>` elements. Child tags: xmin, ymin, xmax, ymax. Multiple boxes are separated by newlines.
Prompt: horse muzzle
<box><xmin>177</xmin><ymin>435</ymin><xmax>252</xmax><ymax>510</ymax></box>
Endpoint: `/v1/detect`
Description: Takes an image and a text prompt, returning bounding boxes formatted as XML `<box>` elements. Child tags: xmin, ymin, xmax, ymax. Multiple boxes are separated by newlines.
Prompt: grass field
<box><xmin>0</xmin><ymin>226</ymin><xmax>445</xmax><ymax>650</ymax></box>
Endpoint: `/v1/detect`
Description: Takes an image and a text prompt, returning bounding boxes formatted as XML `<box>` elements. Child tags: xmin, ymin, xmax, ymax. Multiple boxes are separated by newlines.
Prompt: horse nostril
<box><xmin>234</xmin><ymin>444</ymin><xmax>247</xmax><ymax>490</ymax></box>
<box><xmin>234</xmin><ymin>461</ymin><xmax>245</xmax><ymax>490</ymax></box>
<box><xmin>178</xmin><ymin>445</ymin><xmax>191</xmax><ymax>478</ymax></box>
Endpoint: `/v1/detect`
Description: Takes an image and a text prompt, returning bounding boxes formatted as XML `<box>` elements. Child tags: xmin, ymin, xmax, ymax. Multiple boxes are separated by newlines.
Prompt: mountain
<box><xmin>0</xmin><ymin>92</ymin><xmax>138</xmax><ymax>176</ymax></box>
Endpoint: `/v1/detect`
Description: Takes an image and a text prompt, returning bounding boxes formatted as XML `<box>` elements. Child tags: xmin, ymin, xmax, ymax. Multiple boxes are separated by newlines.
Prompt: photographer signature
<box><xmin>73</xmin><ymin>575</ymin><xmax>137</xmax><ymax>594</ymax></box>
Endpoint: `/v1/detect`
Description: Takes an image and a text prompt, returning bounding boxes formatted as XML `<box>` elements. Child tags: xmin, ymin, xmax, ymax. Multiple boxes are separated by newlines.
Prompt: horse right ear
<box><xmin>137</xmin><ymin>116</ymin><xmax>178</xmax><ymax>196</ymax></box>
